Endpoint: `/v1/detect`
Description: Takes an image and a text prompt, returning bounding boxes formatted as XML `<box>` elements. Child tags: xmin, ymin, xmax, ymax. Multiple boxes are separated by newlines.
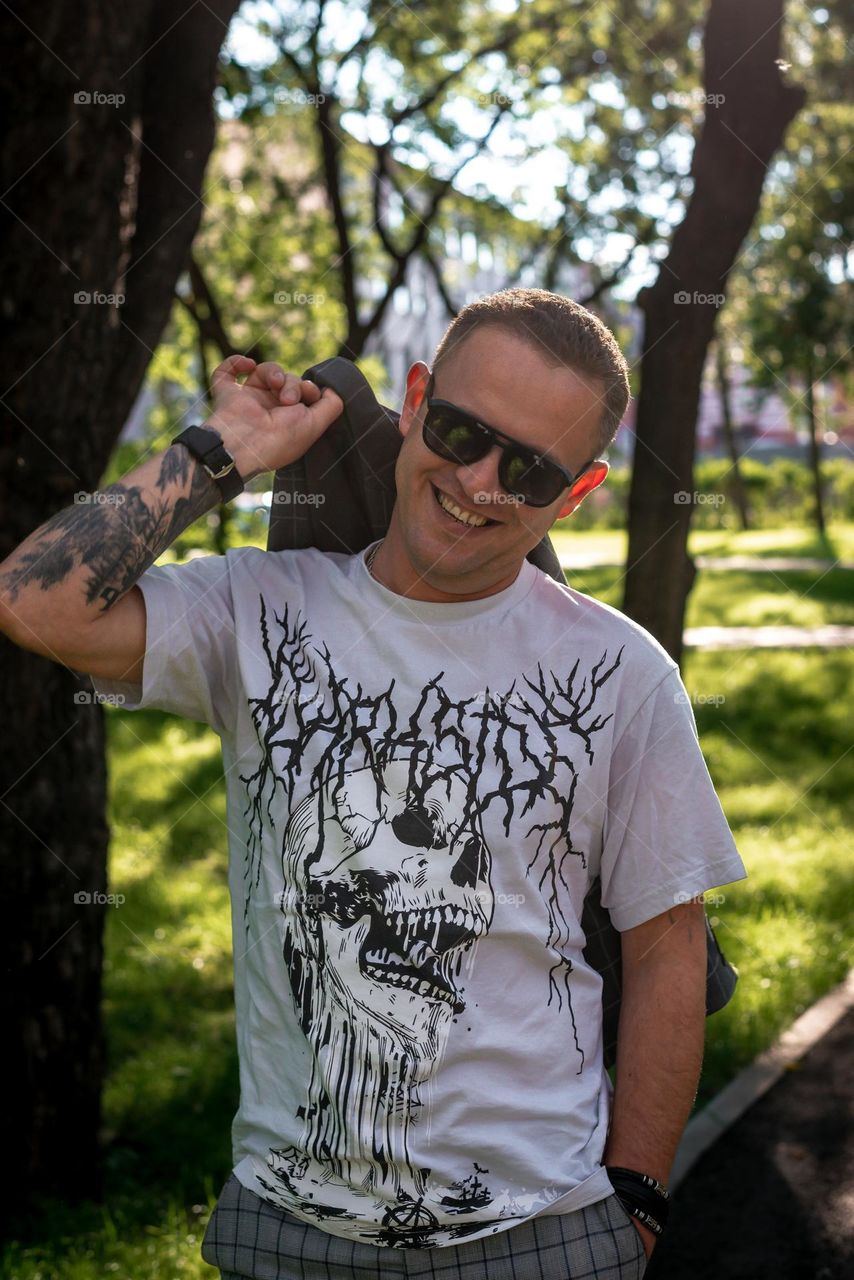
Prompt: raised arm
<box><xmin>0</xmin><ymin>356</ymin><xmax>343</xmax><ymax>683</ymax></box>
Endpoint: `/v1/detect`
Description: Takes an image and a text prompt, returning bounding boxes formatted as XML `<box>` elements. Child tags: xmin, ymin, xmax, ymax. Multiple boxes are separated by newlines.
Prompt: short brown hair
<box><xmin>432</xmin><ymin>287</ymin><xmax>630</xmax><ymax>454</ymax></box>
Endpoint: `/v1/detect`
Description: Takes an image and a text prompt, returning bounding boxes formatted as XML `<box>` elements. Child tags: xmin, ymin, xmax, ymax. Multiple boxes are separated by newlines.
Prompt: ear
<box><xmin>555</xmin><ymin>460</ymin><xmax>610</xmax><ymax>520</ymax></box>
<box><xmin>399</xmin><ymin>361</ymin><xmax>431</xmax><ymax>438</ymax></box>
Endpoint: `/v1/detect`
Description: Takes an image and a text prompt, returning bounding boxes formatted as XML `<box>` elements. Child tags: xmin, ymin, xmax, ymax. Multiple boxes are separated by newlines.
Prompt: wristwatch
<box><xmin>170</xmin><ymin>423</ymin><xmax>244</xmax><ymax>503</ymax></box>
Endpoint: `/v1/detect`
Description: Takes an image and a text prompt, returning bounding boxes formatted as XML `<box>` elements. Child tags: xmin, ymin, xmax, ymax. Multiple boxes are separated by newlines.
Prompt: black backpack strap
<box><xmin>268</xmin><ymin>357</ymin><xmax>399</xmax><ymax>554</ymax></box>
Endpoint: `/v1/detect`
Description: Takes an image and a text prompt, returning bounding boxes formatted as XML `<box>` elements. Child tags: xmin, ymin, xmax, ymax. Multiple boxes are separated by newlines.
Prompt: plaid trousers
<box><xmin>203</xmin><ymin>1172</ymin><xmax>648</xmax><ymax>1279</ymax></box>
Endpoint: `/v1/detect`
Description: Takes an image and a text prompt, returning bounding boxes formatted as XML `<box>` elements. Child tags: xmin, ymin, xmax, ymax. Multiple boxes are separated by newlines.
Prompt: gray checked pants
<box><xmin>204</xmin><ymin>1171</ymin><xmax>648</xmax><ymax>1279</ymax></box>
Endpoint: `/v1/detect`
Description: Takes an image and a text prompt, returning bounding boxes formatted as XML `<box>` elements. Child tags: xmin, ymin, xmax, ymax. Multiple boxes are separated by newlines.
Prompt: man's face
<box><xmin>386</xmin><ymin>326</ymin><xmax>610</xmax><ymax>599</ymax></box>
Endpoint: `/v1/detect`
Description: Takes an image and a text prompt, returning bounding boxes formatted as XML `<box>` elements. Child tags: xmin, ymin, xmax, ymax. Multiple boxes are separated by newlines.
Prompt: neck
<box><xmin>366</xmin><ymin>532</ymin><xmax>522</xmax><ymax>603</ymax></box>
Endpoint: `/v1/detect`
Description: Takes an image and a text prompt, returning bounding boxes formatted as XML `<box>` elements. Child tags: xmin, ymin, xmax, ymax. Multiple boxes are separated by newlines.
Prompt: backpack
<box><xmin>267</xmin><ymin>356</ymin><xmax>739</xmax><ymax>1070</ymax></box>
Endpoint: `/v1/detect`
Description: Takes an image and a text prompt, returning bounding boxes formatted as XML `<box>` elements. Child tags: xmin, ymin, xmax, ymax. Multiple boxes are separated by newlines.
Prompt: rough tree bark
<box><xmin>622</xmin><ymin>0</ymin><xmax>805</xmax><ymax>663</ymax></box>
<box><xmin>0</xmin><ymin>0</ymin><xmax>239</xmax><ymax>1217</ymax></box>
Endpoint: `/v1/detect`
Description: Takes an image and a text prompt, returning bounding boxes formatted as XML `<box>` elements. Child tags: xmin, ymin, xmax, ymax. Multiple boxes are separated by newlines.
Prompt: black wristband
<box><xmin>606</xmin><ymin>1167</ymin><xmax>670</xmax><ymax>1236</ymax></box>
<box><xmin>171</xmin><ymin>423</ymin><xmax>244</xmax><ymax>504</ymax></box>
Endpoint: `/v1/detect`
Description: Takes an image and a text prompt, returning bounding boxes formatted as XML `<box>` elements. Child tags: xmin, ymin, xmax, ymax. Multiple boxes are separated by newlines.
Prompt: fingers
<box><xmin>303</xmin><ymin>386</ymin><xmax>344</xmax><ymax>432</ymax></box>
<box><xmin>211</xmin><ymin>354</ymin><xmax>256</xmax><ymax>393</ymax></box>
<box><xmin>245</xmin><ymin>363</ymin><xmax>323</xmax><ymax>406</ymax></box>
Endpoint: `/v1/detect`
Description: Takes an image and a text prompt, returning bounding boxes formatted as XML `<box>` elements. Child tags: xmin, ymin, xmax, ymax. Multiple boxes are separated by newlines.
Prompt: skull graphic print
<box><xmin>268</xmin><ymin>760</ymin><xmax>494</xmax><ymax>1229</ymax></box>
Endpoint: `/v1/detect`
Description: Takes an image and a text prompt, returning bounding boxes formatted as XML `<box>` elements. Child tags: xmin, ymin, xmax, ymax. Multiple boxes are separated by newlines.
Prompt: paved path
<box><xmin>558</xmin><ymin>553</ymin><xmax>853</xmax><ymax>648</ymax></box>
<box><xmin>696</xmin><ymin>555</ymin><xmax>854</xmax><ymax>573</ymax></box>
<box><xmin>645</xmin><ymin>1005</ymin><xmax>854</xmax><ymax>1279</ymax></box>
<box><xmin>683</xmin><ymin>624</ymin><xmax>854</xmax><ymax>649</ymax></box>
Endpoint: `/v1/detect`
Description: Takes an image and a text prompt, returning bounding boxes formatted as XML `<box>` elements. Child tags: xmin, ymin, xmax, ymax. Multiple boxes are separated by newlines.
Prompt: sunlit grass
<box><xmin>550</xmin><ymin>520</ymin><xmax>854</xmax><ymax>566</ymax></box>
<box><xmin>683</xmin><ymin>647</ymin><xmax>853</xmax><ymax>1104</ymax></box>
<box><xmin>561</xmin><ymin>562</ymin><xmax>854</xmax><ymax>629</ymax></box>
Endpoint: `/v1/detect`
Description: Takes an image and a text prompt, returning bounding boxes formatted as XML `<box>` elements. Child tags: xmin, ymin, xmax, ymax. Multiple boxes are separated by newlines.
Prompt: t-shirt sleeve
<box><xmin>89</xmin><ymin>553</ymin><xmax>240</xmax><ymax>737</ymax></box>
<box><xmin>599</xmin><ymin>665</ymin><xmax>747</xmax><ymax>931</ymax></box>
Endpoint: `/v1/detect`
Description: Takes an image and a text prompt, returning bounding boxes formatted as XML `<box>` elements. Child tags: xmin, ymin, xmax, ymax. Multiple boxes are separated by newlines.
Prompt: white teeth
<box><xmin>436</xmin><ymin>488</ymin><xmax>488</xmax><ymax>528</ymax></box>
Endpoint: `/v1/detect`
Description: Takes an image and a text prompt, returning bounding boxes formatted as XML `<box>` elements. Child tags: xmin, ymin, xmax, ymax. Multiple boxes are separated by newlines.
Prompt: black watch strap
<box><xmin>171</xmin><ymin>423</ymin><xmax>244</xmax><ymax>503</ymax></box>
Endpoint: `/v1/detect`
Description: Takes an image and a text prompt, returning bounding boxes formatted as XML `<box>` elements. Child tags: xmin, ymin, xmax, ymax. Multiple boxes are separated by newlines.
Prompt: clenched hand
<box><xmin>205</xmin><ymin>354</ymin><xmax>344</xmax><ymax>482</ymax></box>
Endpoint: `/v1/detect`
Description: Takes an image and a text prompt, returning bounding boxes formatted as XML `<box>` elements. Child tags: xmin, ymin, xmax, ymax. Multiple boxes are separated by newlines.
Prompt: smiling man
<box><xmin>0</xmin><ymin>288</ymin><xmax>747</xmax><ymax>1280</ymax></box>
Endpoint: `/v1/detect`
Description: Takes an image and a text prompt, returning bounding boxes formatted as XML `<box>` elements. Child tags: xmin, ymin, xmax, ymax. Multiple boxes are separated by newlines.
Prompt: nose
<box><xmin>455</xmin><ymin>445</ymin><xmax>504</xmax><ymax>508</ymax></box>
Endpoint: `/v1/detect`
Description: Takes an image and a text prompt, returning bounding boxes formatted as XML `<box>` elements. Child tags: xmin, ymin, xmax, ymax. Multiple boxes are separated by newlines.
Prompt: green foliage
<box><xmin>722</xmin><ymin>8</ymin><xmax>854</xmax><ymax>406</ymax></box>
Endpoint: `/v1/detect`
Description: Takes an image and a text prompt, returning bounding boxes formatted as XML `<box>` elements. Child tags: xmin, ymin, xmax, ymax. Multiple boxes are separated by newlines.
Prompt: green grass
<box><xmin>564</xmin><ymin>564</ymin><xmax>854</xmax><ymax>629</ymax></box>
<box><xmin>4</xmin><ymin>579</ymin><xmax>853</xmax><ymax>1278</ymax></box>
<box><xmin>549</xmin><ymin>520</ymin><xmax>854</xmax><ymax>566</ymax></box>
<box><xmin>682</xmin><ymin>647</ymin><xmax>852</xmax><ymax>1103</ymax></box>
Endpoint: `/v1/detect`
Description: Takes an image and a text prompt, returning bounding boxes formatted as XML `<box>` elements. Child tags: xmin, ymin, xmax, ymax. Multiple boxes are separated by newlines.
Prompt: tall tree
<box><xmin>715</xmin><ymin>339</ymin><xmax>751</xmax><ymax>531</ymax></box>
<box><xmin>739</xmin><ymin>101</ymin><xmax>854</xmax><ymax>540</ymax></box>
<box><xmin>0</xmin><ymin>0</ymin><xmax>239</xmax><ymax>1216</ymax></box>
<box><xmin>621</xmin><ymin>0</ymin><xmax>805</xmax><ymax>661</ymax></box>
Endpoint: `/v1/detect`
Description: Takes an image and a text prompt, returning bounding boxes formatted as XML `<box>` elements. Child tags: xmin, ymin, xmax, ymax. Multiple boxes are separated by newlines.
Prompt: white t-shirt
<box><xmin>94</xmin><ymin>542</ymin><xmax>747</xmax><ymax>1249</ymax></box>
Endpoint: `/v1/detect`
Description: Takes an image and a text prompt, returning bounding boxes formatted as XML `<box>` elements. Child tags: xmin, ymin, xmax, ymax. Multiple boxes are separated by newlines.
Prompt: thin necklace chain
<box><xmin>365</xmin><ymin>539</ymin><xmax>383</xmax><ymax>579</ymax></box>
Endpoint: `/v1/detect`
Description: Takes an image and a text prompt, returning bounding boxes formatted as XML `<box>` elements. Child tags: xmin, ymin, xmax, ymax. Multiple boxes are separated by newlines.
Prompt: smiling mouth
<box><xmin>432</xmin><ymin>485</ymin><xmax>498</xmax><ymax>529</ymax></box>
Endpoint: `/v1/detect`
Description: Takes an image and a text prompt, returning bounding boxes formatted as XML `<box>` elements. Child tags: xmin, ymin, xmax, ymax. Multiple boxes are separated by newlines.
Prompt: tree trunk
<box><xmin>0</xmin><ymin>0</ymin><xmax>239</xmax><ymax>1218</ymax></box>
<box><xmin>622</xmin><ymin>0</ymin><xmax>804</xmax><ymax>663</ymax></box>
<box><xmin>715</xmin><ymin>341</ymin><xmax>750</xmax><ymax>530</ymax></box>
<box><xmin>804</xmin><ymin>349</ymin><xmax>826</xmax><ymax>538</ymax></box>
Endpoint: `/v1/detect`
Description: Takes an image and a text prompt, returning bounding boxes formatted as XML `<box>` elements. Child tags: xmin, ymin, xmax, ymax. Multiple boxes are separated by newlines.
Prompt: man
<box><xmin>0</xmin><ymin>288</ymin><xmax>747</xmax><ymax>1280</ymax></box>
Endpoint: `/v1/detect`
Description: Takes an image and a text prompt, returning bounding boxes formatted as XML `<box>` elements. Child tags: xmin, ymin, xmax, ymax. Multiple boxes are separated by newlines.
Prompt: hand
<box><xmin>204</xmin><ymin>354</ymin><xmax>344</xmax><ymax>482</ymax></box>
<box><xmin>631</xmin><ymin>1217</ymin><xmax>658</xmax><ymax>1260</ymax></box>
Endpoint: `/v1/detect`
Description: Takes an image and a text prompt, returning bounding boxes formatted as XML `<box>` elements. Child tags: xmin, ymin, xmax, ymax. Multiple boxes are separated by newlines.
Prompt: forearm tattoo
<box><xmin>0</xmin><ymin>445</ymin><xmax>220</xmax><ymax>613</ymax></box>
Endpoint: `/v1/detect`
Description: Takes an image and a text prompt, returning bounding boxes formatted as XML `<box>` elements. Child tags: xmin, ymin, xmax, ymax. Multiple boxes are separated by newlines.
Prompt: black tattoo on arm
<box><xmin>0</xmin><ymin>445</ymin><xmax>220</xmax><ymax>612</ymax></box>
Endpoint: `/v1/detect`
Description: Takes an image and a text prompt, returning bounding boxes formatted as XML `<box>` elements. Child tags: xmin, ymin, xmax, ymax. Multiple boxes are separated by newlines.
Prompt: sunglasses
<box><xmin>421</xmin><ymin>375</ymin><xmax>597</xmax><ymax>508</ymax></box>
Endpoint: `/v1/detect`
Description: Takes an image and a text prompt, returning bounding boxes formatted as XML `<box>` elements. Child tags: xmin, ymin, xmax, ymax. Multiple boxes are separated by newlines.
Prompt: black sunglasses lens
<box><xmin>500</xmin><ymin>449</ymin><xmax>564</xmax><ymax>506</ymax></box>
<box><xmin>424</xmin><ymin>403</ymin><xmax>568</xmax><ymax>506</ymax></box>
<box><xmin>424</xmin><ymin>409</ymin><xmax>491</xmax><ymax>465</ymax></box>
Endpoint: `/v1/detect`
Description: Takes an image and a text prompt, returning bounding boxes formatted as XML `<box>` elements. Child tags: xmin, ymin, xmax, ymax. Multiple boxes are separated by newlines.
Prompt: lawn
<box><xmin>3</xmin><ymin>542</ymin><xmax>852</xmax><ymax>1280</ymax></box>
<box><xmin>549</xmin><ymin>521</ymin><xmax>854</xmax><ymax>630</ymax></box>
<box><xmin>549</xmin><ymin>520</ymin><xmax>854</xmax><ymax>566</ymax></box>
<box><xmin>563</xmin><ymin>564</ymin><xmax>854</xmax><ymax>630</ymax></box>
